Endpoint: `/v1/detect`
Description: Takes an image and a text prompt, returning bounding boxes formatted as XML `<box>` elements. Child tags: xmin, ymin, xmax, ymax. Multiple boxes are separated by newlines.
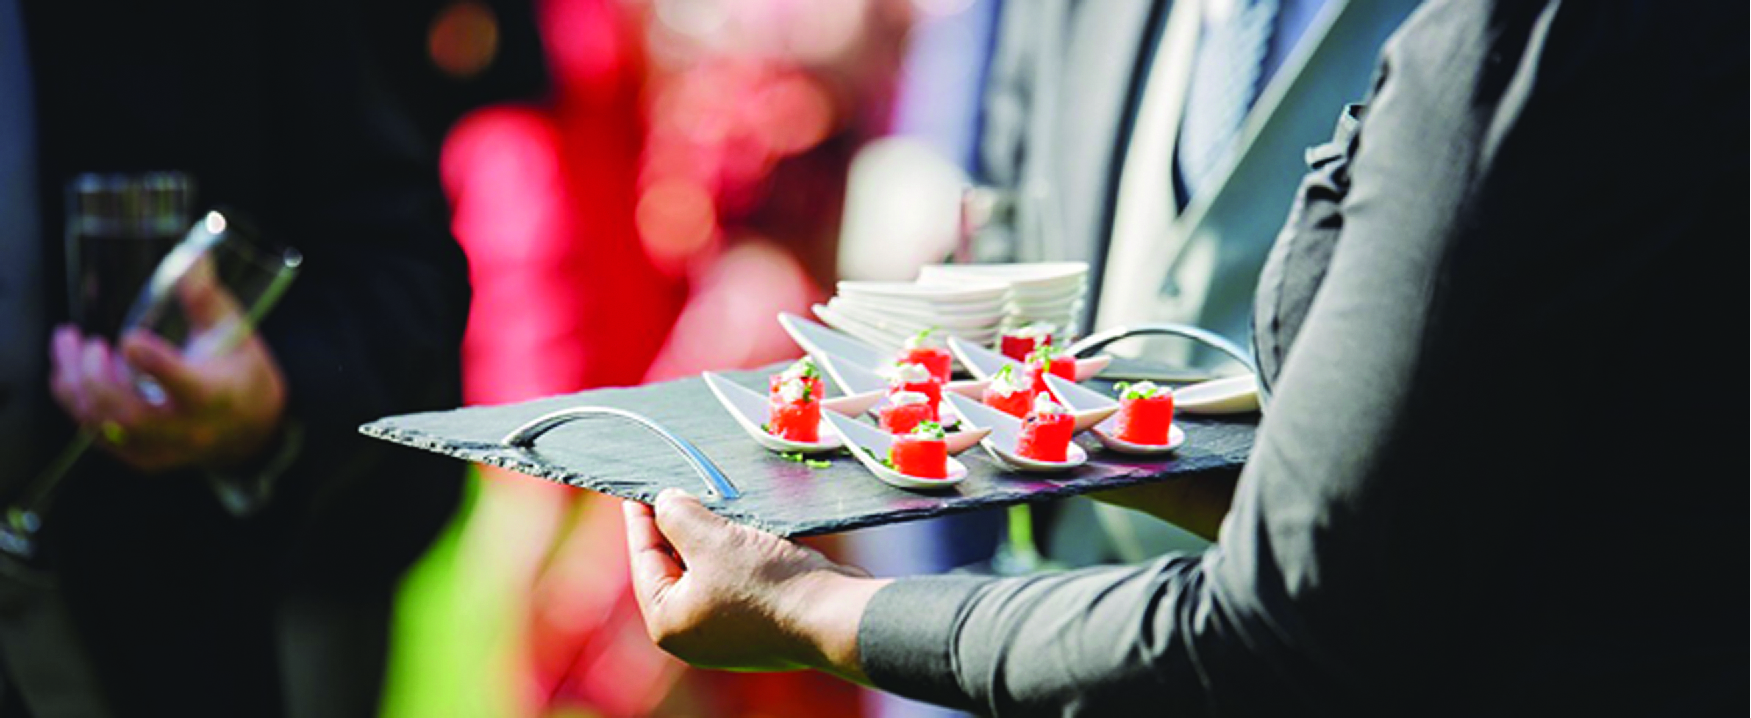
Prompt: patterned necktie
<box><xmin>1176</xmin><ymin>0</ymin><xmax>1279</xmax><ymax>201</ymax></box>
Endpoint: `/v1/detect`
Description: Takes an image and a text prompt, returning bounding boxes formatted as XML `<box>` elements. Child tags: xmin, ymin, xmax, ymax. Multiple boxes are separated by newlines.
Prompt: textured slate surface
<box><xmin>360</xmin><ymin>367</ymin><xmax>1257</xmax><ymax>538</ymax></box>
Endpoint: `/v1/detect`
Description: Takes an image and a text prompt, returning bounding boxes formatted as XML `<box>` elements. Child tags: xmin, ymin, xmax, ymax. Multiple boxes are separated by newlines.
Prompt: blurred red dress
<box><xmin>443</xmin><ymin>0</ymin><xmax>881</xmax><ymax>715</ymax></box>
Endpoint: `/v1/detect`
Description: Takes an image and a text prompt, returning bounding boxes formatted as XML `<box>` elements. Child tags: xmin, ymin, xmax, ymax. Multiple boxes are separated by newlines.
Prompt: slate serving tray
<box><xmin>360</xmin><ymin>365</ymin><xmax>1256</xmax><ymax>537</ymax></box>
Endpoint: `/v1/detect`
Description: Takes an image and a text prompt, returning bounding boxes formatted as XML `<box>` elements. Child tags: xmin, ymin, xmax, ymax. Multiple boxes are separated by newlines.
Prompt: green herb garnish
<box><xmin>909</xmin><ymin>420</ymin><xmax>948</xmax><ymax>440</ymax></box>
<box><xmin>1115</xmin><ymin>381</ymin><xmax>1164</xmax><ymax>400</ymax></box>
<box><xmin>780</xmin><ymin>356</ymin><xmax>820</xmax><ymax>383</ymax></box>
<box><xmin>1026</xmin><ymin>343</ymin><xmax>1061</xmax><ymax>366</ymax></box>
<box><xmin>779</xmin><ymin>451</ymin><xmax>833</xmax><ymax>469</ymax></box>
<box><xmin>907</xmin><ymin>326</ymin><xmax>942</xmax><ymax>348</ymax></box>
<box><xmin>775</xmin><ymin>357</ymin><xmax>819</xmax><ymax>403</ymax></box>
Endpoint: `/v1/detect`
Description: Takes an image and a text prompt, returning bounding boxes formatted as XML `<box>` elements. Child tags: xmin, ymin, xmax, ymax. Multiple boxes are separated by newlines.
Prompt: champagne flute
<box><xmin>0</xmin><ymin>210</ymin><xmax>301</xmax><ymax>563</ymax></box>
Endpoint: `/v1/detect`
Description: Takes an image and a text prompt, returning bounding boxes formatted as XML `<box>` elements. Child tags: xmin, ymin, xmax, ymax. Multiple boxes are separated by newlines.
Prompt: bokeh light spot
<box><xmin>642</xmin><ymin>239</ymin><xmax>818</xmax><ymax>380</ymax></box>
<box><xmin>635</xmin><ymin>179</ymin><xmax>717</xmax><ymax>268</ymax></box>
<box><xmin>755</xmin><ymin>75</ymin><xmax>834</xmax><ymax>154</ymax></box>
<box><xmin>428</xmin><ymin>1</ymin><xmax>501</xmax><ymax>79</ymax></box>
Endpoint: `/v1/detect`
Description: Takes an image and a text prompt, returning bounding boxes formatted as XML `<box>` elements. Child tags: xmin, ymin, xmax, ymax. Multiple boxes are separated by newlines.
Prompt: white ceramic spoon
<box><xmin>1173</xmin><ymin>374</ymin><xmax>1259</xmax><ymax>415</ymax></box>
<box><xmin>703</xmin><ymin>372</ymin><xmax>843</xmax><ymax>454</ymax></box>
<box><xmin>778</xmin><ymin>311</ymin><xmax>890</xmax><ymax>371</ymax></box>
<box><xmin>821</xmin><ymin>390</ymin><xmax>885</xmax><ymax>418</ymax></box>
<box><xmin>1033</xmin><ymin>374</ymin><xmax>1122</xmax><ymax>433</ymax></box>
<box><xmin>1092</xmin><ymin>424</ymin><xmax>1186</xmax><ymax>455</ymax></box>
<box><xmin>813</xmin><ymin>303</ymin><xmax>911</xmax><ymax>350</ymax></box>
<box><xmin>822</xmin><ymin>412</ymin><xmax>968</xmax><ymax>490</ymax></box>
<box><xmin>782</xmin><ymin>309</ymin><xmax>1003</xmax><ymax>379</ymax></box>
<box><xmin>706</xmin><ymin>370</ymin><xmax>984</xmax><ymax>457</ymax></box>
<box><xmin>709</xmin><ymin>364</ymin><xmax>883</xmax><ymax>417</ymax></box>
<box><xmin>938</xmin><ymin>425</ymin><xmax>992</xmax><ymax>456</ymax></box>
<box><xmin>947</xmin><ymin>336</ymin><xmax>1111</xmax><ymax>383</ymax></box>
<box><xmin>814</xmin><ymin>352</ymin><xmax>989</xmax><ymax>428</ymax></box>
<box><xmin>944</xmin><ymin>393</ymin><xmax>1088</xmax><ymax>473</ymax></box>
<box><xmin>808</xmin><ymin>348</ymin><xmax>878</xmax><ymax>402</ymax></box>
<box><xmin>1044</xmin><ymin>374</ymin><xmax>1185</xmax><ymax>455</ymax></box>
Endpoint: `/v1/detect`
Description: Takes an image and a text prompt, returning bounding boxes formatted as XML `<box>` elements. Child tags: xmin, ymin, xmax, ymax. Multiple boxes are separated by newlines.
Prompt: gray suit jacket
<box><xmin>972</xmin><ymin>0</ymin><xmax>1162</xmax><ymax>281</ymax></box>
<box><xmin>982</xmin><ymin>0</ymin><xmax>1423</xmax><ymax>563</ymax></box>
<box><xmin>976</xmin><ymin>0</ymin><xmax>1420</xmax><ymax>347</ymax></box>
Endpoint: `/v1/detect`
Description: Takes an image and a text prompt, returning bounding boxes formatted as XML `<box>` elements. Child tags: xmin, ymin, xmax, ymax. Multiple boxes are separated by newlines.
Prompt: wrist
<box><xmin>207</xmin><ymin>335</ymin><xmax>288</xmax><ymax>471</ymax></box>
<box><xmin>783</xmin><ymin>572</ymin><xmax>892</xmax><ymax>684</ymax></box>
<box><xmin>209</xmin><ymin>412</ymin><xmax>284</xmax><ymax>471</ymax></box>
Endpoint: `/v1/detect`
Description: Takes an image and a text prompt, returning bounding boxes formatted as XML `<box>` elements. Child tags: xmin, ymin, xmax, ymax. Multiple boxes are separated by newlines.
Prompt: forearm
<box><xmin>854</xmin><ymin>557</ymin><xmax>1247</xmax><ymax>715</ymax></box>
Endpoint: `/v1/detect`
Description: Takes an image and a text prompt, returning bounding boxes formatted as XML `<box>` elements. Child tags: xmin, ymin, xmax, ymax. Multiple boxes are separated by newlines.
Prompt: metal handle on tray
<box><xmin>1066</xmin><ymin>323</ymin><xmax>1257</xmax><ymax>375</ymax></box>
<box><xmin>502</xmin><ymin>407</ymin><xmax>741</xmax><ymax>501</ymax></box>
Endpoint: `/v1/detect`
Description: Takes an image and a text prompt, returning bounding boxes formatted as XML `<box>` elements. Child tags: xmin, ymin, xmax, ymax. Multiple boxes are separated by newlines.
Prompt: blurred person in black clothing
<box><xmin>0</xmin><ymin>1</ymin><xmax>537</xmax><ymax>715</ymax></box>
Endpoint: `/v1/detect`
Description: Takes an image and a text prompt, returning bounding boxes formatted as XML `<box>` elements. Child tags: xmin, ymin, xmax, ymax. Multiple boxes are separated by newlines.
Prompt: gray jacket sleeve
<box><xmin>855</xmin><ymin>1</ymin><xmax>1751</xmax><ymax>714</ymax></box>
<box><xmin>858</xmin><ymin>2</ymin><xmax>1492</xmax><ymax>708</ymax></box>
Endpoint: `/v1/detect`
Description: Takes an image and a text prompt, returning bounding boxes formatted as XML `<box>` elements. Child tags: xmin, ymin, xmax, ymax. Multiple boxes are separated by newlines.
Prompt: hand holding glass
<box><xmin>4</xmin><ymin>212</ymin><xmax>300</xmax><ymax>560</ymax></box>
